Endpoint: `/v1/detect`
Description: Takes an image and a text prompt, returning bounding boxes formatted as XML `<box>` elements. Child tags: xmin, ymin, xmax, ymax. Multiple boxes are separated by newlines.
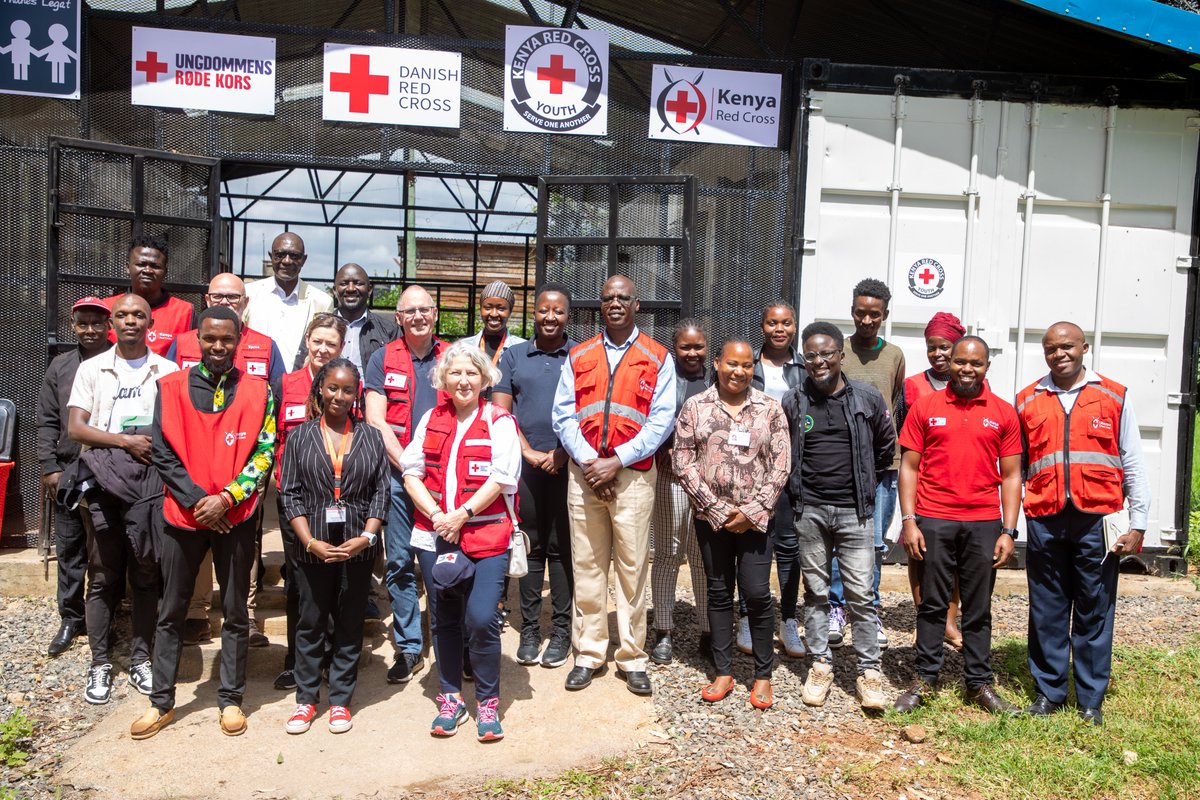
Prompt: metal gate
<box><xmin>536</xmin><ymin>175</ymin><xmax>695</xmax><ymax>345</ymax></box>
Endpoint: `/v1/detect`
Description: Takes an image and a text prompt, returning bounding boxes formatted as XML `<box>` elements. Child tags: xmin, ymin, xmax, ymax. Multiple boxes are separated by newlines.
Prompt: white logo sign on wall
<box><xmin>893</xmin><ymin>252</ymin><xmax>961</xmax><ymax>316</ymax></box>
<box><xmin>648</xmin><ymin>65</ymin><xmax>781</xmax><ymax>148</ymax></box>
<box><xmin>323</xmin><ymin>43</ymin><xmax>461</xmax><ymax>128</ymax></box>
<box><xmin>503</xmin><ymin>25</ymin><xmax>608</xmax><ymax>136</ymax></box>
<box><xmin>130</xmin><ymin>27</ymin><xmax>276</xmax><ymax>115</ymax></box>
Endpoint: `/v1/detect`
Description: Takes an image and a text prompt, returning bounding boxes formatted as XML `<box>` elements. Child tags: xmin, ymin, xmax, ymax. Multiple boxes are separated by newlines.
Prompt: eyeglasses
<box><xmin>802</xmin><ymin>349</ymin><xmax>842</xmax><ymax>364</ymax></box>
<box><xmin>206</xmin><ymin>293</ymin><xmax>244</xmax><ymax>303</ymax></box>
<box><xmin>272</xmin><ymin>250</ymin><xmax>306</xmax><ymax>261</ymax></box>
<box><xmin>600</xmin><ymin>294</ymin><xmax>635</xmax><ymax>305</ymax></box>
<box><xmin>399</xmin><ymin>306</ymin><xmax>435</xmax><ymax>318</ymax></box>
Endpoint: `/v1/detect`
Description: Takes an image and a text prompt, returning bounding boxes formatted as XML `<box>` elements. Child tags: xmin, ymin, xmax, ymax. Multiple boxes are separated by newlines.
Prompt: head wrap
<box><xmin>924</xmin><ymin>312</ymin><xmax>965</xmax><ymax>343</ymax></box>
<box><xmin>481</xmin><ymin>280</ymin><xmax>514</xmax><ymax>309</ymax></box>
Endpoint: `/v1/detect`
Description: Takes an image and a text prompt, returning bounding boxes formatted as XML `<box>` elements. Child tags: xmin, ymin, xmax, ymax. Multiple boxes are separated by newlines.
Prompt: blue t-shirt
<box><xmin>495</xmin><ymin>337</ymin><xmax>575</xmax><ymax>452</ymax></box>
<box><xmin>364</xmin><ymin>342</ymin><xmax>440</xmax><ymax>423</ymax></box>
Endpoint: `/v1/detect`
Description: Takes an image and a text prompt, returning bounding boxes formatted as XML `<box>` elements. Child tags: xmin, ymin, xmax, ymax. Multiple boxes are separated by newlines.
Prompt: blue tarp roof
<box><xmin>1015</xmin><ymin>0</ymin><xmax>1200</xmax><ymax>54</ymax></box>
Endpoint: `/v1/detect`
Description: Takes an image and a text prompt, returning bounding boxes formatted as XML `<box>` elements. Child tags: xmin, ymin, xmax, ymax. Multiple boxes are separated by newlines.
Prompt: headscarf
<box><xmin>924</xmin><ymin>312</ymin><xmax>965</xmax><ymax>343</ymax></box>
<box><xmin>480</xmin><ymin>280</ymin><xmax>514</xmax><ymax>309</ymax></box>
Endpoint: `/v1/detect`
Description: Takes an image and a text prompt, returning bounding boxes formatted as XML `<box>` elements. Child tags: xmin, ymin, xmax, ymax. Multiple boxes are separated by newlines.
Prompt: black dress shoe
<box><xmin>47</xmin><ymin>621</ymin><xmax>84</xmax><ymax>657</ymax></box>
<box><xmin>565</xmin><ymin>664</ymin><xmax>605</xmax><ymax>690</ymax></box>
<box><xmin>966</xmin><ymin>684</ymin><xmax>1020</xmax><ymax>715</ymax></box>
<box><xmin>893</xmin><ymin>679</ymin><xmax>936</xmax><ymax>713</ymax></box>
<box><xmin>1025</xmin><ymin>694</ymin><xmax>1064</xmax><ymax>716</ymax></box>
<box><xmin>649</xmin><ymin>631</ymin><xmax>673</xmax><ymax>665</ymax></box>
<box><xmin>617</xmin><ymin>669</ymin><xmax>653</xmax><ymax>696</ymax></box>
<box><xmin>1078</xmin><ymin>707</ymin><xmax>1104</xmax><ymax>727</ymax></box>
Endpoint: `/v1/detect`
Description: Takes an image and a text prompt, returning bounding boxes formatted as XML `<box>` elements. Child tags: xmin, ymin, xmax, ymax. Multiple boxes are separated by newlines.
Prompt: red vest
<box><xmin>571</xmin><ymin>332</ymin><xmax>668</xmax><ymax>471</ymax></box>
<box><xmin>1016</xmin><ymin>374</ymin><xmax>1127</xmax><ymax>518</ymax></box>
<box><xmin>174</xmin><ymin>326</ymin><xmax>273</xmax><ymax>379</ymax></box>
<box><xmin>903</xmin><ymin>369</ymin><xmax>945</xmax><ymax>410</ymax></box>
<box><xmin>415</xmin><ymin>401</ymin><xmax>514</xmax><ymax>558</ymax></box>
<box><xmin>104</xmin><ymin>293</ymin><xmax>193</xmax><ymax>357</ymax></box>
<box><xmin>158</xmin><ymin>370</ymin><xmax>269</xmax><ymax>530</ymax></box>
<box><xmin>381</xmin><ymin>337</ymin><xmax>448</xmax><ymax>448</ymax></box>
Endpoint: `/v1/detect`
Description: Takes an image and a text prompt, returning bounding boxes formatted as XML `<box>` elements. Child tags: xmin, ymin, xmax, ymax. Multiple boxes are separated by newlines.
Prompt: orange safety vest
<box><xmin>173</xmin><ymin>326</ymin><xmax>273</xmax><ymax>379</ymax></box>
<box><xmin>571</xmin><ymin>331</ymin><xmax>668</xmax><ymax>472</ymax></box>
<box><xmin>414</xmin><ymin>400</ymin><xmax>515</xmax><ymax>558</ymax></box>
<box><xmin>381</xmin><ymin>337</ymin><xmax>448</xmax><ymax>449</ymax></box>
<box><xmin>1016</xmin><ymin>374</ymin><xmax>1127</xmax><ymax>518</ymax></box>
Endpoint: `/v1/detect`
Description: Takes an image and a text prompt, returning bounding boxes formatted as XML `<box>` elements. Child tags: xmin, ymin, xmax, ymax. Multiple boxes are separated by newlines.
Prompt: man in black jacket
<box><xmin>293</xmin><ymin>263</ymin><xmax>399</xmax><ymax>371</ymax></box>
<box><xmin>38</xmin><ymin>296</ymin><xmax>112</xmax><ymax>656</ymax></box>
<box><xmin>781</xmin><ymin>321</ymin><xmax>895</xmax><ymax>713</ymax></box>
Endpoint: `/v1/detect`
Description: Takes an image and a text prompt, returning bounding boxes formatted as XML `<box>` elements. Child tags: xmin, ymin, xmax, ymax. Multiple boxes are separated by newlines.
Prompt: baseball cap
<box><xmin>431</xmin><ymin>537</ymin><xmax>475</xmax><ymax>594</ymax></box>
<box><xmin>72</xmin><ymin>296</ymin><xmax>110</xmax><ymax>316</ymax></box>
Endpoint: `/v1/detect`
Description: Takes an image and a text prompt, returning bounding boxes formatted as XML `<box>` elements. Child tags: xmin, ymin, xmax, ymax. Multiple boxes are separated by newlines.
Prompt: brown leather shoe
<box><xmin>220</xmin><ymin>705</ymin><xmax>248</xmax><ymax>736</ymax></box>
<box><xmin>130</xmin><ymin>707</ymin><xmax>175</xmax><ymax>740</ymax></box>
<box><xmin>893</xmin><ymin>679</ymin><xmax>935</xmax><ymax>713</ymax></box>
<box><xmin>966</xmin><ymin>684</ymin><xmax>1019</xmax><ymax>715</ymax></box>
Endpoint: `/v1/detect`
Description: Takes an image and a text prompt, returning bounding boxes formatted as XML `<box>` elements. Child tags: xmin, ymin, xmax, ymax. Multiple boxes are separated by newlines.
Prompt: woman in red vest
<box><xmin>272</xmin><ymin>313</ymin><xmax>347</xmax><ymax>691</ymax></box>
<box><xmin>401</xmin><ymin>341</ymin><xmax>521</xmax><ymax>742</ymax></box>
<box><xmin>279</xmin><ymin>358</ymin><xmax>389</xmax><ymax>735</ymax></box>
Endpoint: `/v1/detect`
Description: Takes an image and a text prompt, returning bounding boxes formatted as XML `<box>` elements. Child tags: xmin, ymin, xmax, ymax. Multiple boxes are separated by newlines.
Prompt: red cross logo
<box><xmin>135</xmin><ymin>51</ymin><xmax>169</xmax><ymax>84</ymax></box>
<box><xmin>917</xmin><ymin>267</ymin><xmax>937</xmax><ymax>285</ymax></box>
<box><xmin>665</xmin><ymin>90</ymin><xmax>699</xmax><ymax>123</ymax></box>
<box><xmin>330</xmin><ymin>53</ymin><xmax>389</xmax><ymax>114</ymax></box>
<box><xmin>536</xmin><ymin>54</ymin><xmax>575</xmax><ymax>95</ymax></box>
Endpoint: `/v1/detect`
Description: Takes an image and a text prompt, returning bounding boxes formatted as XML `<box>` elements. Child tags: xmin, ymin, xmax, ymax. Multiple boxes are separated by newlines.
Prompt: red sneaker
<box><xmin>328</xmin><ymin>705</ymin><xmax>353</xmax><ymax>734</ymax></box>
<box><xmin>286</xmin><ymin>703</ymin><xmax>317</xmax><ymax>734</ymax></box>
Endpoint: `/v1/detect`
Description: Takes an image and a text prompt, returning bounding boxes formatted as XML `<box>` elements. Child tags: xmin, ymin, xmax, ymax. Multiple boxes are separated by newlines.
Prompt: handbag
<box><xmin>503</xmin><ymin>492</ymin><xmax>530</xmax><ymax>578</ymax></box>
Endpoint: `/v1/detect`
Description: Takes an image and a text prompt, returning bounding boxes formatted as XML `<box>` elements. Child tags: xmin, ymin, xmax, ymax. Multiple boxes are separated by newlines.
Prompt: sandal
<box><xmin>701</xmin><ymin>676</ymin><xmax>735</xmax><ymax>703</ymax></box>
<box><xmin>750</xmin><ymin>679</ymin><xmax>773</xmax><ymax>710</ymax></box>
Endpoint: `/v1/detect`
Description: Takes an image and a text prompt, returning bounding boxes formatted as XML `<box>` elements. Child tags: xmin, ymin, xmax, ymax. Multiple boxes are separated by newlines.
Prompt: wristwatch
<box><xmin>361</xmin><ymin>530</ymin><xmax>379</xmax><ymax>547</ymax></box>
<box><xmin>1000</xmin><ymin>527</ymin><xmax>1019</xmax><ymax>540</ymax></box>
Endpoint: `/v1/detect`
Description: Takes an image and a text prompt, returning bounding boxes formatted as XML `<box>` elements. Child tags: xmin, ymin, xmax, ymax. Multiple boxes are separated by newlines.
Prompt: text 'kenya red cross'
<box><xmin>918</xmin><ymin>268</ymin><xmax>937</xmax><ymax>285</ymax></box>
<box><xmin>136</xmin><ymin>52</ymin><xmax>169</xmax><ymax>84</ymax></box>
<box><xmin>330</xmin><ymin>54</ymin><xmax>388</xmax><ymax>114</ymax></box>
<box><xmin>666</xmin><ymin>90</ymin><xmax>699</xmax><ymax>123</ymax></box>
<box><xmin>536</xmin><ymin>54</ymin><xmax>575</xmax><ymax>95</ymax></box>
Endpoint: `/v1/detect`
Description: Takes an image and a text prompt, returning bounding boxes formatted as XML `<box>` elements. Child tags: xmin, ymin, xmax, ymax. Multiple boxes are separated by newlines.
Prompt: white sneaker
<box><xmin>128</xmin><ymin>660</ymin><xmax>153</xmax><ymax>695</ymax></box>
<box><xmin>802</xmin><ymin>661</ymin><xmax>834</xmax><ymax>707</ymax></box>
<box><xmin>828</xmin><ymin>606</ymin><xmax>846</xmax><ymax>649</ymax></box>
<box><xmin>856</xmin><ymin>668</ymin><xmax>887</xmax><ymax>711</ymax></box>
<box><xmin>84</xmin><ymin>664</ymin><xmax>113</xmax><ymax>705</ymax></box>
<box><xmin>876</xmin><ymin>617</ymin><xmax>890</xmax><ymax>650</ymax></box>
<box><xmin>779</xmin><ymin>618</ymin><xmax>808</xmax><ymax>658</ymax></box>
<box><xmin>735</xmin><ymin>616</ymin><xmax>753</xmax><ymax>654</ymax></box>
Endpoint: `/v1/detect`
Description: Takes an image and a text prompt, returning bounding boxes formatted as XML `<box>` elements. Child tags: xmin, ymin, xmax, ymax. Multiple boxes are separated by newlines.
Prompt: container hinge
<box><xmin>1176</xmin><ymin>255</ymin><xmax>1199</xmax><ymax>273</ymax></box>
<box><xmin>1167</xmin><ymin>392</ymin><xmax>1195</xmax><ymax>408</ymax></box>
<box><xmin>1158</xmin><ymin>526</ymin><xmax>1178</xmax><ymax>541</ymax></box>
<box><xmin>802</xmin><ymin>238</ymin><xmax>817</xmax><ymax>255</ymax></box>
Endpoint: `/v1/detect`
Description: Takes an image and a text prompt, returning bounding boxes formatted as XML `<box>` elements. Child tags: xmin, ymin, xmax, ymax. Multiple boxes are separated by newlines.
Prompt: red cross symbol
<box><xmin>665</xmin><ymin>90</ymin><xmax>699</xmax><ymax>123</ymax></box>
<box><xmin>917</xmin><ymin>267</ymin><xmax>937</xmax><ymax>285</ymax></box>
<box><xmin>330</xmin><ymin>53</ymin><xmax>389</xmax><ymax>114</ymax></box>
<box><xmin>536</xmin><ymin>54</ymin><xmax>575</xmax><ymax>95</ymax></box>
<box><xmin>135</xmin><ymin>51</ymin><xmax>169</xmax><ymax>84</ymax></box>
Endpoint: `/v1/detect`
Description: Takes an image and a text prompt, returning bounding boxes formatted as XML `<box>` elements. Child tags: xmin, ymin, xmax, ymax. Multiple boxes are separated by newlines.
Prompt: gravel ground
<box><xmin>3</xmin><ymin>583</ymin><xmax>1199</xmax><ymax>800</ymax></box>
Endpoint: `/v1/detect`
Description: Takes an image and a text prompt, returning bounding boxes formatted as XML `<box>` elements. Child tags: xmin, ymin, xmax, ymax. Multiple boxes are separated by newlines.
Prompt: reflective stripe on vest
<box><xmin>381</xmin><ymin>337</ymin><xmax>447</xmax><ymax>449</ymax></box>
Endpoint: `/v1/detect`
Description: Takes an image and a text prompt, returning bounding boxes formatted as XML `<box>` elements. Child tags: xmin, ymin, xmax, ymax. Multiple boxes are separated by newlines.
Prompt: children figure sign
<box><xmin>0</xmin><ymin>0</ymin><xmax>81</xmax><ymax>100</ymax></box>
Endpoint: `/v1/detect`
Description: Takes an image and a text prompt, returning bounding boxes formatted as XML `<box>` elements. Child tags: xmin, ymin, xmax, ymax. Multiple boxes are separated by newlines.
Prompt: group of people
<box><xmin>37</xmin><ymin>234</ymin><xmax>1148</xmax><ymax>747</ymax></box>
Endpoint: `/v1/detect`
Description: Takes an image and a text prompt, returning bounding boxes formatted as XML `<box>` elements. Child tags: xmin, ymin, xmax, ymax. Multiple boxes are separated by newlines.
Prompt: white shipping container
<box><xmin>798</xmin><ymin>90</ymin><xmax>1198</xmax><ymax>552</ymax></box>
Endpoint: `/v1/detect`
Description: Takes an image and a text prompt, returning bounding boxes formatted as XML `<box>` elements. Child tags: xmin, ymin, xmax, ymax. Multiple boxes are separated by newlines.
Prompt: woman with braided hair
<box><xmin>278</xmin><ymin>357</ymin><xmax>390</xmax><ymax>735</ymax></box>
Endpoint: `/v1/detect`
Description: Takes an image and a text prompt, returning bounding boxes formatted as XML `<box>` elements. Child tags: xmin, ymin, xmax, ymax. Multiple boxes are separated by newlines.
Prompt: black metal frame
<box><xmin>535</xmin><ymin>175</ymin><xmax>696</xmax><ymax>316</ymax></box>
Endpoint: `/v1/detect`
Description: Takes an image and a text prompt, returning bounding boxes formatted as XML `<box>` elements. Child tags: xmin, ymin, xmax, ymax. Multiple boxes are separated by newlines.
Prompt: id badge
<box><xmin>325</xmin><ymin>505</ymin><xmax>347</xmax><ymax>524</ymax></box>
<box><xmin>728</xmin><ymin>428</ymin><xmax>751</xmax><ymax>448</ymax></box>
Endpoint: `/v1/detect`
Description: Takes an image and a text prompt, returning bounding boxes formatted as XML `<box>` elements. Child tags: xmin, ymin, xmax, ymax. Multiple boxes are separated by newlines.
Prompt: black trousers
<box><xmin>85</xmin><ymin>492</ymin><xmax>159</xmax><ymax>668</ymax></box>
<box><xmin>293</xmin><ymin>558</ymin><xmax>372</xmax><ymax>707</ymax></box>
<box><xmin>914</xmin><ymin>516</ymin><xmax>1000</xmax><ymax>689</ymax></box>
<box><xmin>55</xmin><ymin>501</ymin><xmax>88</xmax><ymax>627</ymax></box>
<box><xmin>697</xmin><ymin>519</ymin><xmax>775</xmax><ymax>679</ymax></box>
<box><xmin>277</xmin><ymin>497</ymin><xmax>300</xmax><ymax>671</ymax></box>
<box><xmin>517</xmin><ymin>467</ymin><xmax>573</xmax><ymax>636</ymax></box>
<box><xmin>151</xmin><ymin>517</ymin><xmax>256</xmax><ymax>712</ymax></box>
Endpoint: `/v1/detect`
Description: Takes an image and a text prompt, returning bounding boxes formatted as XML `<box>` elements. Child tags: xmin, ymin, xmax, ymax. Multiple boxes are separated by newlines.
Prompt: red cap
<box><xmin>71</xmin><ymin>296</ymin><xmax>110</xmax><ymax>316</ymax></box>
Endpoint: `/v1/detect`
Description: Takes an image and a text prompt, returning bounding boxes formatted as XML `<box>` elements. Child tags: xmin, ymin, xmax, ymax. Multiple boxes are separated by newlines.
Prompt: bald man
<box><xmin>66</xmin><ymin>293</ymin><xmax>179</xmax><ymax>705</ymax></box>
<box><xmin>1016</xmin><ymin>322</ymin><xmax>1150</xmax><ymax>727</ymax></box>
<box><xmin>244</xmin><ymin>233</ymin><xmax>334</xmax><ymax>364</ymax></box>
<box><xmin>365</xmin><ymin>285</ymin><xmax>449</xmax><ymax>684</ymax></box>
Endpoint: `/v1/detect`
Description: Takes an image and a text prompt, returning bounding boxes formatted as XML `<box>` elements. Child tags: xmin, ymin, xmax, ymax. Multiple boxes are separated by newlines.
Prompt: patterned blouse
<box><xmin>673</xmin><ymin>385</ymin><xmax>791</xmax><ymax>532</ymax></box>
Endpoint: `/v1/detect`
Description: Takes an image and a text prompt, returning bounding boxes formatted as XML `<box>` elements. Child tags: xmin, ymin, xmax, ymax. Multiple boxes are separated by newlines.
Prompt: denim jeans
<box><xmin>829</xmin><ymin>470</ymin><xmax>896</xmax><ymax>609</ymax></box>
<box><xmin>797</xmin><ymin>504</ymin><xmax>880</xmax><ymax>673</ymax></box>
<box><xmin>384</xmin><ymin>472</ymin><xmax>424</xmax><ymax>654</ymax></box>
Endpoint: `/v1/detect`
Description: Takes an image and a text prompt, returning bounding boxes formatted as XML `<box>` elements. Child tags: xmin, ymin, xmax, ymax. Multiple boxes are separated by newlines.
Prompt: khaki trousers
<box><xmin>567</xmin><ymin>461</ymin><xmax>656</xmax><ymax>672</ymax></box>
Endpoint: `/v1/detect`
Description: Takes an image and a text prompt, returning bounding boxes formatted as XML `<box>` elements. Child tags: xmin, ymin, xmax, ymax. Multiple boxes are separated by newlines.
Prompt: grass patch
<box><xmin>480</xmin><ymin>760</ymin><xmax>648</xmax><ymax>800</ymax></box>
<box><xmin>888</xmin><ymin>638</ymin><xmax>1200</xmax><ymax>799</ymax></box>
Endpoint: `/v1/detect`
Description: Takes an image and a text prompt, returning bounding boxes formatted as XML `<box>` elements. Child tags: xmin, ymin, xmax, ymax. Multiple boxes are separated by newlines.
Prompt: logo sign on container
<box><xmin>131</xmin><ymin>27</ymin><xmax>276</xmax><ymax>115</ymax></box>
<box><xmin>504</xmin><ymin>25</ymin><xmax>608</xmax><ymax>136</ymax></box>
<box><xmin>0</xmin><ymin>0</ymin><xmax>81</xmax><ymax>100</ymax></box>
<box><xmin>894</xmin><ymin>253</ymin><xmax>961</xmax><ymax>316</ymax></box>
<box><xmin>323</xmin><ymin>43</ymin><xmax>461</xmax><ymax>128</ymax></box>
<box><xmin>648</xmin><ymin>65</ymin><xmax>781</xmax><ymax>148</ymax></box>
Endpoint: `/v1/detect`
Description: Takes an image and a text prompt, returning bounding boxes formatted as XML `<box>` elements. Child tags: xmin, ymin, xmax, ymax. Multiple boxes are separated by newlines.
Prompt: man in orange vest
<box><xmin>1017</xmin><ymin>321</ymin><xmax>1149</xmax><ymax>728</ymax></box>
<box><xmin>552</xmin><ymin>275</ymin><xmax>676</xmax><ymax>696</ymax></box>
<box><xmin>166</xmin><ymin>272</ymin><xmax>285</xmax><ymax>647</ymax></box>
<box><xmin>131</xmin><ymin>306</ymin><xmax>276</xmax><ymax>740</ymax></box>
<box><xmin>102</xmin><ymin>236</ymin><xmax>195</xmax><ymax>357</ymax></box>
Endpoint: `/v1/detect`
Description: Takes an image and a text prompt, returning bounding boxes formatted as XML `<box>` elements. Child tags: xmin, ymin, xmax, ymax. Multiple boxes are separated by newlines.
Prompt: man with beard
<box><xmin>784</xmin><ymin>322</ymin><xmax>895</xmax><ymax>712</ymax></box>
<box><xmin>1017</xmin><ymin>322</ymin><xmax>1149</xmax><ymax>727</ymax></box>
<box><xmin>102</xmin><ymin>237</ymin><xmax>194</xmax><ymax>357</ymax></box>
<box><xmin>131</xmin><ymin>306</ymin><xmax>276</xmax><ymax>739</ymax></box>
<box><xmin>316</xmin><ymin>263</ymin><xmax>398</xmax><ymax>373</ymax></box>
<box><xmin>552</xmin><ymin>275</ymin><xmax>676</xmax><ymax>696</ymax></box>
<box><xmin>893</xmin><ymin>336</ymin><xmax>1022</xmax><ymax>715</ymax></box>
<box><xmin>245</xmin><ymin>232</ymin><xmax>334</xmax><ymax>367</ymax></box>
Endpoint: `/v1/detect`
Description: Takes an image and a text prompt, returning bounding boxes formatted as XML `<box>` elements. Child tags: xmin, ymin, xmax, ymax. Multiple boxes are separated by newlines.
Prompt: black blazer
<box><xmin>279</xmin><ymin>417</ymin><xmax>390</xmax><ymax>564</ymax></box>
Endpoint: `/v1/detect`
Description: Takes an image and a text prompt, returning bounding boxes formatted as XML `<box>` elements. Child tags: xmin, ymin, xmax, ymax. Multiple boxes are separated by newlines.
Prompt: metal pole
<box><xmin>961</xmin><ymin>88</ymin><xmax>983</xmax><ymax>326</ymax></box>
<box><xmin>1014</xmin><ymin>100</ymin><xmax>1041</xmax><ymax>389</ymax></box>
<box><xmin>884</xmin><ymin>77</ymin><xmax>907</xmax><ymax>341</ymax></box>
<box><xmin>1092</xmin><ymin>102</ymin><xmax>1118</xmax><ymax>372</ymax></box>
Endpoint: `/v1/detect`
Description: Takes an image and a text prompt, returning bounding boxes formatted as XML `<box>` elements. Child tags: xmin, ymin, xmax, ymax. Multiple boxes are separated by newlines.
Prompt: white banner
<box><xmin>648</xmin><ymin>65</ymin><xmax>781</xmax><ymax>148</ymax></box>
<box><xmin>131</xmin><ymin>27</ymin><xmax>275</xmax><ymax>116</ymax></box>
<box><xmin>323</xmin><ymin>43</ymin><xmax>461</xmax><ymax>128</ymax></box>
<box><xmin>504</xmin><ymin>25</ymin><xmax>607</xmax><ymax>136</ymax></box>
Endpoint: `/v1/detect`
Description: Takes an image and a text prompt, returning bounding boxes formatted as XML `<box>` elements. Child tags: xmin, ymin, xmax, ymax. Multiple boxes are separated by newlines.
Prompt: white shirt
<box><xmin>107</xmin><ymin>355</ymin><xmax>152</xmax><ymax>433</ymax></box>
<box><xmin>67</xmin><ymin>348</ymin><xmax>178</xmax><ymax>448</ymax></box>
<box><xmin>341</xmin><ymin>313</ymin><xmax>368</xmax><ymax>372</ymax></box>
<box><xmin>244</xmin><ymin>277</ymin><xmax>334</xmax><ymax>364</ymax></box>
<box><xmin>760</xmin><ymin>361</ymin><xmax>789</xmax><ymax>402</ymax></box>
<box><xmin>399</xmin><ymin>404</ymin><xmax>521</xmax><ymax>552</ymax></box>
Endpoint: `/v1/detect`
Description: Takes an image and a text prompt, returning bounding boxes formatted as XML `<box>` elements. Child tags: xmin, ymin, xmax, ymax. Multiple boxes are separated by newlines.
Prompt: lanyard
<box><xmin>320</xmin><ymin>417</ymin><xmax>353</xmax><ymax>503</ymax></box>
<box><xmin>488</xmin><ymin>331</ymin><xmax>507</xmax><ymax>365</ymax></box>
